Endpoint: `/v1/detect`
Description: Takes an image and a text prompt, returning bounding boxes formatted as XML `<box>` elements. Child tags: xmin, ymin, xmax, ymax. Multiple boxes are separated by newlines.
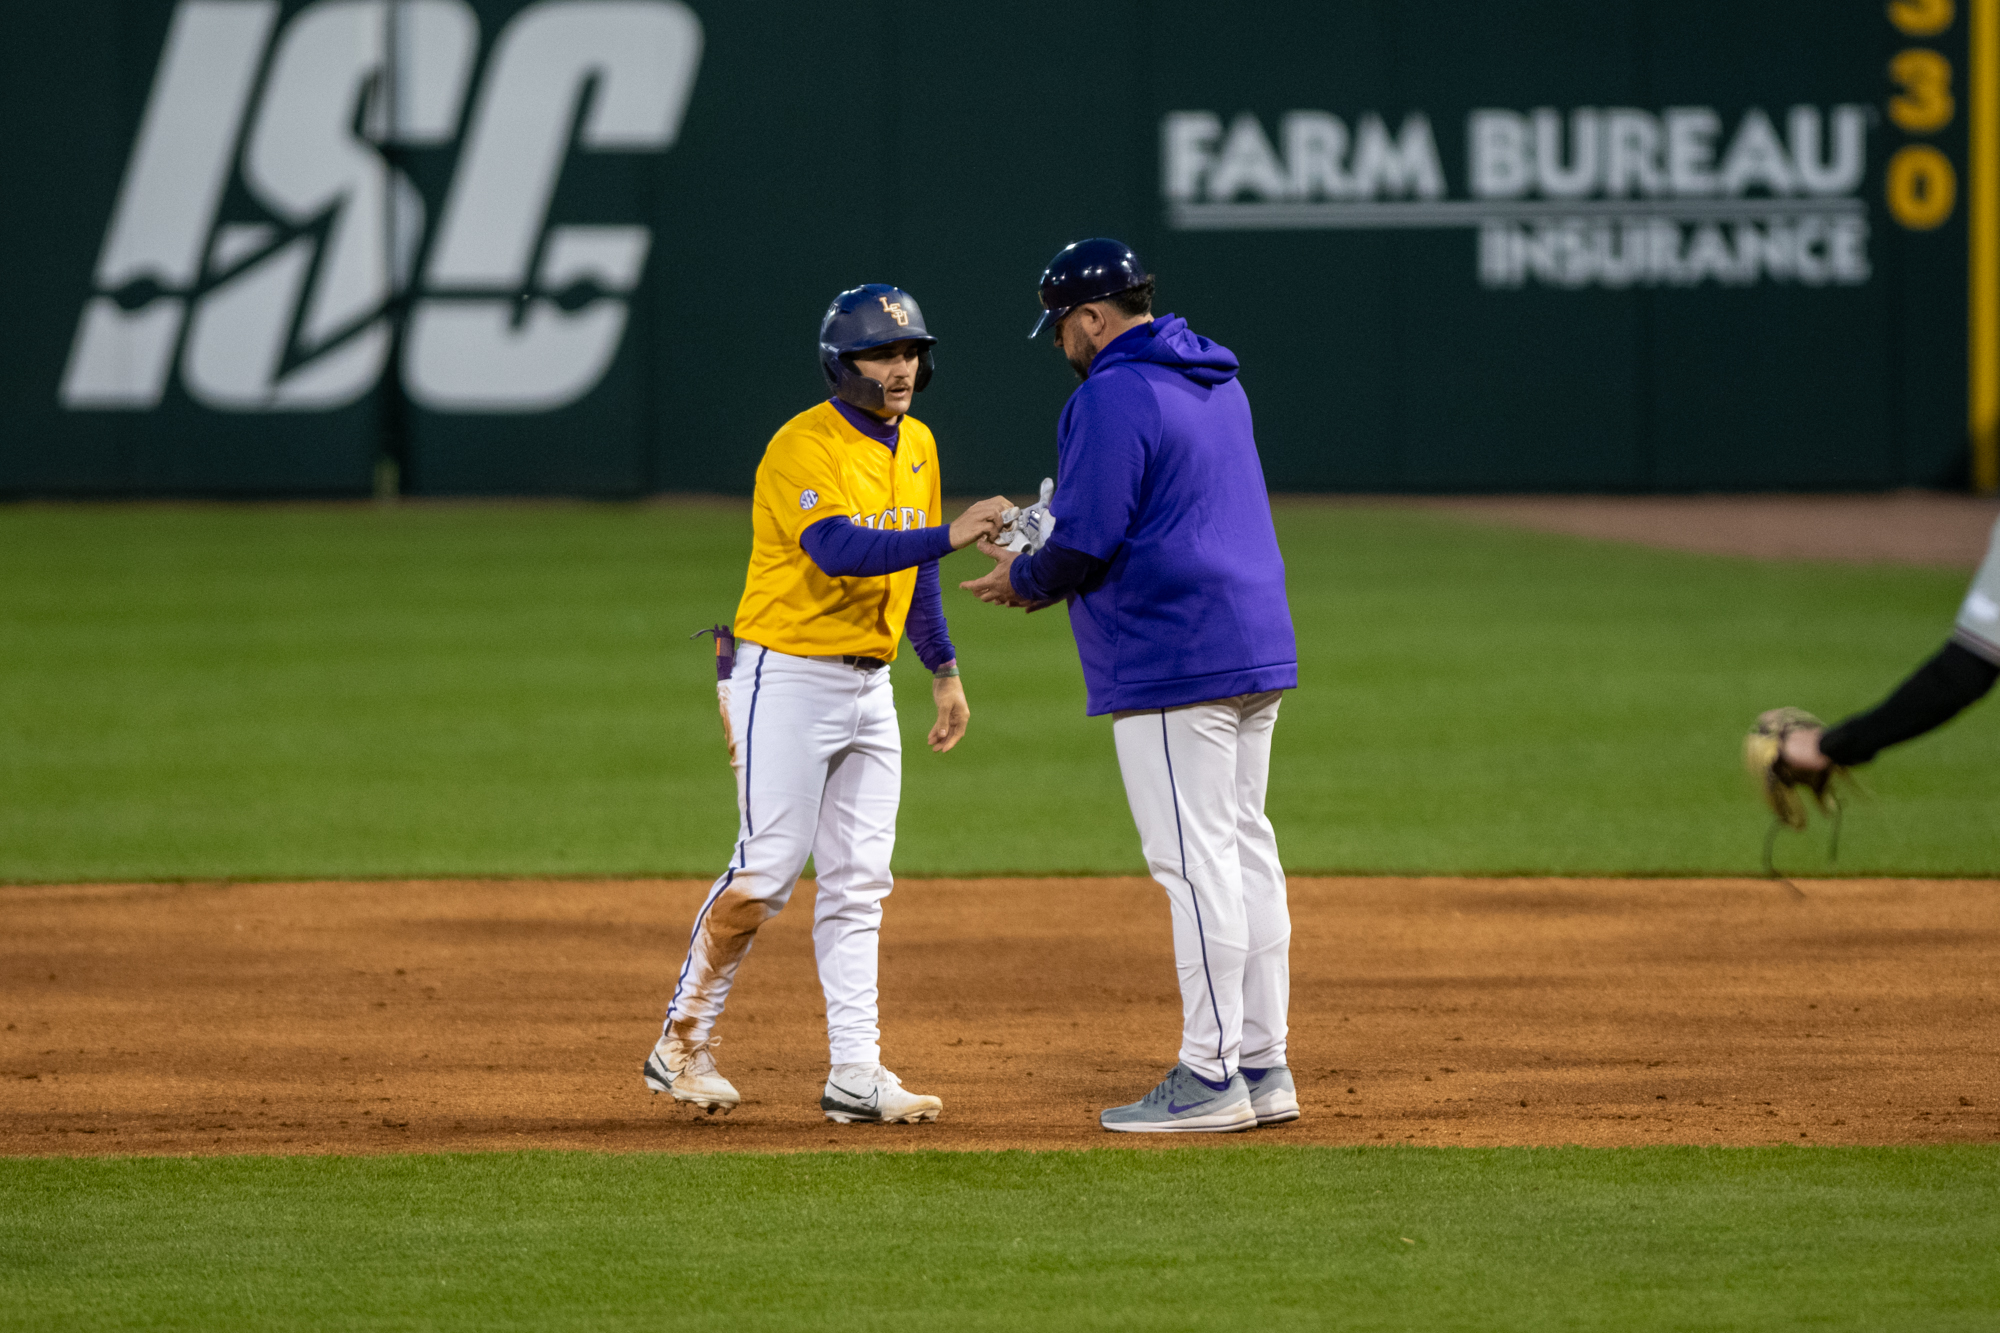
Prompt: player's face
<box><xmin>848</xmin><ymin>342</ymin><xmax>922</xmax><ymax>418</ymax></box>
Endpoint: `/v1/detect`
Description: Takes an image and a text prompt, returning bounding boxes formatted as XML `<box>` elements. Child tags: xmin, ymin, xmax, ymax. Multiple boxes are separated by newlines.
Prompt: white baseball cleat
<box><xmin>821</xmin><ymin>1063</ymin><xmax>943</xmax><ymax>1124</ymax></box>
<box><xmin>642</xmin><ymin>1035</ymin><xmax>740</xmax><ymax>1114</ymax></box>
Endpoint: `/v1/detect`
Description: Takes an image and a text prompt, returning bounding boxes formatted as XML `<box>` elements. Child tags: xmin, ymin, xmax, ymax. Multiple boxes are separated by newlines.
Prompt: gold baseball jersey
<box><xmin>733</xmin><ymin>401</ymin><xmax>943</xmax><ymax>660</ymax></box>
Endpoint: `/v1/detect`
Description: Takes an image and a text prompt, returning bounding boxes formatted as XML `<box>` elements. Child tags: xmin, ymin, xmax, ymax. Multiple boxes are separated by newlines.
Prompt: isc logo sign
<box><xmin>62</xmin><ymin>0</ymin><xmax>702</xmax><ymax>414</ymax></box>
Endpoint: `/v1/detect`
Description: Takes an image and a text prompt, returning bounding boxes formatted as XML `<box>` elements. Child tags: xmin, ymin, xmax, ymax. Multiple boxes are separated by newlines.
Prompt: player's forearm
<box><xmin>800</xmin><ymin>516</ymin><xmax>954</xmax><ymax>578</ymax></box>
<box><xmin>1009</xmin><ymin>538</ymin><xmax>1107</xmax><ymax>604</ymax></box>
<box><xmin>904</xmin><ymin>559</ymin><xmax>957</xmax><ymax>671</ymax></box>
<box><xmin>1818</xmin><ymin>640</ymin><xmax>1999</xmax><ymax>766</ymax></box>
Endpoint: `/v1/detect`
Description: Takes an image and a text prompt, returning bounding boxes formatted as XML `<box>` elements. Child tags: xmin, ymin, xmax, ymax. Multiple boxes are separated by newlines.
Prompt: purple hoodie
<box><xmin>1028</xmin><ymin>315</ymin><xmax>1297</xmax><ymax>715</ymax></box>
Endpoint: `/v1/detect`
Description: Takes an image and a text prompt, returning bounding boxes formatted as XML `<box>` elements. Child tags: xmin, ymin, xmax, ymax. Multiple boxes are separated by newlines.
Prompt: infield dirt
<box><xmin>4</xmin><ymin>876</ymin><xmax>1995</xmax><ymax>1156</ymax></box>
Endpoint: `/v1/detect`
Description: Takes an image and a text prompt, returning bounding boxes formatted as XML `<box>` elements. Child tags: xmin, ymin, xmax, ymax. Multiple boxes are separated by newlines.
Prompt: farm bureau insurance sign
<box><xmin>62</xmin><ymin>0</ymin><xmax>701</xmax><ymax>415</ymax></box>
<box><xmin>1162</xmin><ymin>106</ymin><xmax>1888</xmax><ymax>289</ymax></box>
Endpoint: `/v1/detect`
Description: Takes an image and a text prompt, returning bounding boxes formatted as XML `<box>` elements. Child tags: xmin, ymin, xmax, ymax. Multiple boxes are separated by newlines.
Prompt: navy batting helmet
<box><xmin>1028</xmin><ymin>238</ymin><xmax>1149</xmax><ymax>339</ymax></box>
<box><xmin>819</xmin><ymin>284</ymin><xmax>936</xmax><ymax>412</ymax></box>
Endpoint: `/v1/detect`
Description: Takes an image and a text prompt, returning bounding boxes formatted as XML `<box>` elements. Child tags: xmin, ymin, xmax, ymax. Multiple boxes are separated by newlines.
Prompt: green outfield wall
<box><xmin>1</xmin><ymin>0</ymin><xmax>1990</xmax><ymax>496</ymax></box>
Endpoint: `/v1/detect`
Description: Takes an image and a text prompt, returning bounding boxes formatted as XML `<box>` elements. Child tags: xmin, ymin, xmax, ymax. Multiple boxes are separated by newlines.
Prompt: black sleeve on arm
<box><xmin>1009</xmin><ymin>539</ymin><xmax>1108</xmax><ymax>603</ymax></box>
<box><xmin>1818</xmin><ymin>640</ymin><xmax>2000</xmax><ymax>766</ymax></box>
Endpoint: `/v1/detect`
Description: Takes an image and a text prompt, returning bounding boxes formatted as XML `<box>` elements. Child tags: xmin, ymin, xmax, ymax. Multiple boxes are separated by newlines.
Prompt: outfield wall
<box><xmin>2</xmin><ymin>0</ymin><xmax>1990</xmax><ymax>497</ymax></box>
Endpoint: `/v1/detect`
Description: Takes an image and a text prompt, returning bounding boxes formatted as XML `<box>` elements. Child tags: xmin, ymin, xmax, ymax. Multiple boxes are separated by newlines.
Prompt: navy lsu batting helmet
<box><xmin>819</xmin><ymin>284</ymin><xmax>936</xmax><ymax>412</ymax></box>
<box><xmin>1028</xmin><ymin>238</ymin><xmax>1150</xmax><ymax>339</ymax></box>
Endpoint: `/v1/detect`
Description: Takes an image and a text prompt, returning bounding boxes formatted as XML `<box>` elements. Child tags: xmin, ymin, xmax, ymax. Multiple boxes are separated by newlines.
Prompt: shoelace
<box><xmin>677</xmin><ymin>1038</ymin><xmax>721</xmax><ymax>1078</ymax></box>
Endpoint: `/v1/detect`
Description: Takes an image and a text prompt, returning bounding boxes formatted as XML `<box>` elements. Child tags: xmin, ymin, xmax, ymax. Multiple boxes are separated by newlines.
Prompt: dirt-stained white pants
<box><xmin>662</xmin><ymin>643</ymin><xmax>901</xmax><ymax>1066</ymax></box>
<box><xmin>1112</xmin><ymin>691</ymin><xmax>1290</xmax><ymax>1083</ymax></box>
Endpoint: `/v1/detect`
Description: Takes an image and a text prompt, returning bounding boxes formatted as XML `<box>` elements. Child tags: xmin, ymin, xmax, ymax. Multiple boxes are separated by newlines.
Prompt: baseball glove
<box><xmin>1743</xmin><ymin>706</ymin><xmax>1847</xmax><ymax>830</ymax></box>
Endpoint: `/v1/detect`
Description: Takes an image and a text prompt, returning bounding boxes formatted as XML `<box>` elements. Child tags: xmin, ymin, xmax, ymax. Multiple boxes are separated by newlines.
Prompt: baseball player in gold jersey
<box><xmin>644</xmin><ymin>284</ymin><xmax>1009</xmax><ymax>1124</ymax></box>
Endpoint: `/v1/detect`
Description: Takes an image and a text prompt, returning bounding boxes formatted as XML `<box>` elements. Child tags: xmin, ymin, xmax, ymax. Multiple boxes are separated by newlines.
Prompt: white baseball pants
<box><xmin>1113</xmin><ymin>691</ymin><xmax>1290</xmax><ymax>1083</ymax></box>
<box><xmin>663</xmin><ymin>643</ymin><xmax>901</xmax><ymax>1066</ymax></box>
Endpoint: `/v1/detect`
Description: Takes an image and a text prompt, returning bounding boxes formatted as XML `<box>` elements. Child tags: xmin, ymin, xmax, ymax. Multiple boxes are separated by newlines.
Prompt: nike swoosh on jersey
<box><xmin>911</xmin><ymin>460</ymin><xmax>927</xmax><ymax>473</ymax></box>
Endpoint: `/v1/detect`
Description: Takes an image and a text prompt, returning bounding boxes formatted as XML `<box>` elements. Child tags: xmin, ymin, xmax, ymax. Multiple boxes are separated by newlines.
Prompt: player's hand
<box><xmin>1778</xmin><ymin>722</ymin><xmax>1830</xmax><ymax>773</ymax></box>
<box><xmin>959</xmin><ymin>540</ymin><xmax>1034</xmax><ymax>607</ymax></box>
<box><xmin>928</xmin><ymin>673</ymin><xmax>970</xmax><ymax>752</ymax></box>
<box><xmin>947</xmin><ymin>497</ymin><xmax>1011</xmax><ymax>551</ymax></box>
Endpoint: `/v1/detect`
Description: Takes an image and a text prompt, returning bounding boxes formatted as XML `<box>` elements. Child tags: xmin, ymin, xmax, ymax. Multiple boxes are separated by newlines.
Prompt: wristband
<box><xmin>932</xmin><ymin>663</ymin><xmax>961</xmax><ymax>678</ymax></box>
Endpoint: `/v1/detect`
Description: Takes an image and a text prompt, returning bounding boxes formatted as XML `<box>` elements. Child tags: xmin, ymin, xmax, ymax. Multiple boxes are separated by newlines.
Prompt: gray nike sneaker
<box><xmin>1241</xmin><ymin>1066</ymin><xmax>1300</xmax><ymax>1125</ymax></box>
<box><xmin>1099</xmin><ymin>1063</ymin><xmax>1257</xmax><ymax>1133</ymax></box>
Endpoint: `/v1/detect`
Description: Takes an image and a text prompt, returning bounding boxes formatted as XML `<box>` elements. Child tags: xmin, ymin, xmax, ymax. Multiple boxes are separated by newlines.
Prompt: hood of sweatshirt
<box><xmin>1087</xmin><ymin>314</ymin><xmax>1239</xmax><ymax>387</ymax></box>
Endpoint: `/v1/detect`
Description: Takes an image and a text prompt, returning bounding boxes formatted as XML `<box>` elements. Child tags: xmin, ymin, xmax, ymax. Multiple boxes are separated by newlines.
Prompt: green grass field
<box><xmin>6</xmin><ymin>1147</ymin><xmax>1997</xmax><ymax>1332</ymax></box>
<box><xmin>1</xmin><ymin>500</ymin><xmax>1994</xmax><ymax>880</ymax></box>
<box><xmin>6</xmin><ymin>500</ymin><xmax>1999</xmax><ymax>1329</ymax></box>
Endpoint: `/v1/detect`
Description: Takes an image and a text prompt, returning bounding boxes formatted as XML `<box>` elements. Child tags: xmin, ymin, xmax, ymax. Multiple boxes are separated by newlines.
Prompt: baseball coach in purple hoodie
<box><xmin>962</xmin><ymin>239</ymin><xmax>1300</xmax><ymax>1134</ymax></box>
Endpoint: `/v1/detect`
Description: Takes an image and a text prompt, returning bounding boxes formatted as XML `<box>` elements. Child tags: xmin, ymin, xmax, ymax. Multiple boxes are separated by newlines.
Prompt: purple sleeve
<box><xmin>1045</xmin><ymin>371</ymin><xmax>1156</xmax><ymax>561</ymax></box>
<box><xmin>1009</xmin><ymin>539</ymin><xmax>1107</xmax><ymax>603</ymax></box>
<box><xmin>800</xmin><ymin>515</ymin><xmax>955</xmax><ymax>577</ymax></box>
<box><xmin>904</xmin><ymin>560</ymin><xmax>957</xmax><ymax>671</ymax></box>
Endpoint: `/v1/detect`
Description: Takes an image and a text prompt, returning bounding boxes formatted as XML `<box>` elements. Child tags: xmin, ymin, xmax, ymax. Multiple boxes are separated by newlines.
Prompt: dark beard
<box><xmin>1064</xmin><ymin>333</ymin><xmax>1097</xmax><ymax>381</ymax></box>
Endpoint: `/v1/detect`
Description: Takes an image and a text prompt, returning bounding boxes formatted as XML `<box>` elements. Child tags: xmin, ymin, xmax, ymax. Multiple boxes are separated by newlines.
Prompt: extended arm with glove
<box><xmin>1742</xmin><ymin>707</ymin><xmax>1849</xmax><ymax>831</ymax></box>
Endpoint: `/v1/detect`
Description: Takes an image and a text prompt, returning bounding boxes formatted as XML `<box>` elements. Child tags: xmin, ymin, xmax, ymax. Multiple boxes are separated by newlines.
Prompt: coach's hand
<box><xmin>929</xmin><ymin>673</ymin><xmax>970</xmax><ymax>752</ymax></box>
<box><xmin>959</xmin><ymin>540</ymin><xmax>1037</xmax><ymax>608</ymax></box>
<box><xmin>948</xmin><ymin>497</ymin><xmax>1012</xmax><ymax>551</ymax></box>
